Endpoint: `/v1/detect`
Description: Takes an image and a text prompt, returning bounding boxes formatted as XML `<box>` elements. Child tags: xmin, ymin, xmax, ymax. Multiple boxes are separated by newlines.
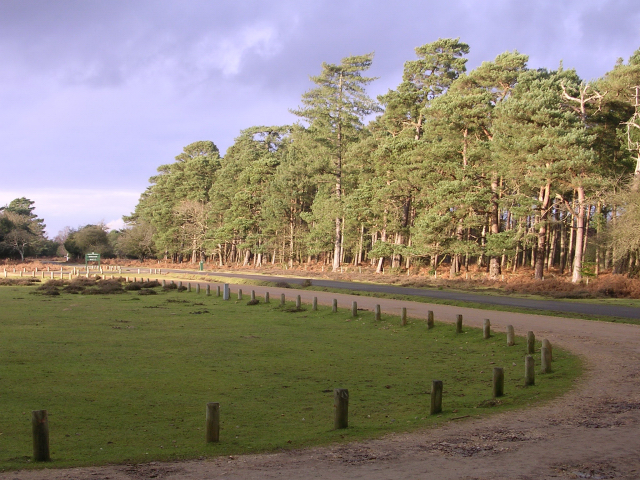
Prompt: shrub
<box><xmin>301</xmin><ymin>279</ymin><xmax>312</xmax><ymax>287</ymax></box>
<box><xmin>246</xmin><ymin>299</ymin><xmax>260</xmax><ymax>305</ymax></box>
<box><xmin>139</xmin><ymin>289</ymin><xmax>157</xmax><ymax>295</ymax></box>
<box><xmin>275</xmin><ymin>281</ymin><xmax>291</xmax><ymax>288</ymax></box>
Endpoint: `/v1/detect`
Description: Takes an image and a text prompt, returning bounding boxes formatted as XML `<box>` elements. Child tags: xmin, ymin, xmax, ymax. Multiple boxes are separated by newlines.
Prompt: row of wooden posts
<box><xmin>29</xmin><ymin>281</ymin><xmax>553</xmax><ymax>462</ymax></box>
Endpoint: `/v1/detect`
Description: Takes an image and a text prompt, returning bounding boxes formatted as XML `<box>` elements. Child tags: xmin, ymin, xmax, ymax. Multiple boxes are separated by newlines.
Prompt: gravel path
<box><xmin>4</xmin><ymin>284</ymin><xmax>640</xmax><ymax>480</ymax></box>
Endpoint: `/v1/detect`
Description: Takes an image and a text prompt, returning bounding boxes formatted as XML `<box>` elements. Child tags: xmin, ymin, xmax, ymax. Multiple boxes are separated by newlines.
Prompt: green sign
<box><xmin>85</xmin><ymin>252</ymin><xmax>101</xmax><ymax>265</ymax></box>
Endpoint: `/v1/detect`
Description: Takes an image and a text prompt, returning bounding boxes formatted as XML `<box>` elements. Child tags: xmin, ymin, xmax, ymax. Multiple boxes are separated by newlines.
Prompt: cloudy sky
<box><xmin>1</xmin><ymin>0</ymin><xmax>638</xmax><ymax>237</ymax></box>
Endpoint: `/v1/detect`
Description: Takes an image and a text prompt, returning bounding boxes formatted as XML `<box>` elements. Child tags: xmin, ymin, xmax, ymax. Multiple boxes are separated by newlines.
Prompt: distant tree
<box><xmin>64</xmin><ymin>224</ymin><xmax>113</xmax><ymax>259</ymax></box>
<box><xmin>0</xmin><ymin>197</ymin><xmax>48</xmax><ymax>260</ymax></box>
<box><xmin>115</xmin><ymin>221</ymin><xmax>156</xmax><ymax>260</ymax></box>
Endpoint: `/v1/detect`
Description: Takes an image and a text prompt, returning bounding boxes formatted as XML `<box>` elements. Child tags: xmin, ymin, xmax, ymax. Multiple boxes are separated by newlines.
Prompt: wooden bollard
<box><xmin>237</xmin><ymin>289</ymin><xmax>242</xmax><ymax>300</ymax></box>
<box><xmin>280</xmin><ymin>293</ymin><xmax>286</xmax><ymax>306</ymax></box>
<box><xmin>483</xmin><ymin>319</ymin><xmax>491</xmax><ymax>339</ymax></box>
<box><xmin>162</xmin><ymin>279</ymin><xmax>166</xmax><ymax>287</ymax></box>
<box><xmin>178</xmin><ymin>281</ymin><xmax>183</xmax><ymax>288</ymax></box>
<box><xmin>332</xmin><ymin>299</ymin><xmax>338</xmax><ymax>313</ymax></box>
<box><xmin>296</xmin><ymin>295</ymin><xmax>301</xmax><ymax>309</ymax></box>
<box><xmin>430</xmin><ymin>380</ymin><xmax>443</xmax><ymax>415</ymax></box>
<box><xmin>196</xmin><ymin>284</ymin><xmax>200</xmax><ymax>294</ymax></box>
<box><xmin>265</xmin><ymin>292</ymin><xmax>270</xmax><ymax>303</ymax></box>
<box><xmin>251</xmin><ymin>290</ymin><xmax>256</xmax><ymax>301</ymax></box>
<box><xmin>542</xmin><ymin>339</ymin><xmax>553</xmax><ymax>361</ymax></box>
<box><xmin>217</xmin><ymin>285</ymin><xmax>222</xmax><ymax>297</ymax></box>
<box><xmin>427</xmin><ymin>310</ymin><xmax>434</xmax><ymax>329</ymax></box>
<box><xmin>206</xmin><ymin>284</ymin><xmax>210</xmax><ymax>296</ymax></box>
<box><xmin>334</xmin><ymin>389</ymin><xmax>349</xmax><ymax>429</ymax></box>
<box><xmin>374</xmin><ymin>304</ymin><xmax>381</xmax><ymax>322</ymax></box>
<box><xmin>352</xmin><ymin>301</ymin><xmax>358</xmax><ymax>317</ymax></box>
<box><xmin>507</xmin><ymin>325</ymin><xmax>515</xmax><ymax>346</ymax></box>
<box><xmin>456</xmin><ymin>314</ymin><xmax>463</xmax><ymax>333</ymax></box>
<box><xmin>541</xmin><ymin>347</ymin><xmax>552</xmax><ymax>374</ymax></box>
<box><xmin>205</xmin><ymin>402</ymin><xmax>220</xmax><ymax>443</ymax></box>
<box><xmin>312</xmin><ymin>297</ymin><xmax>317</xmax><ymax>311</ymax></box>
<box><xmin>223</xmin><ymin>284</ymin><xmax>229</xmax><ymax>300</ymax></box>
<box><xmin>524</xmin><ymin>355</ymin><xmax>535</xmax><ymax>386</ymax></box>
<box><xmin>32</xmin><ymin>410</ymin><xmax>50</xmax><ymax>461</ymax></box>
<box><xmin>527</xmin><ymin>331</ymin><xmax>535</xmax><ymax>354</ymax></box>
<box><xmin>401</xmin><ymin>307</ymin><xmax>407</xmax><ymax>326</ymax></box>
<box><xmin>493</xmin><ymin>367</ymin><xmax>504</xmax><ymax>397</ymax></box>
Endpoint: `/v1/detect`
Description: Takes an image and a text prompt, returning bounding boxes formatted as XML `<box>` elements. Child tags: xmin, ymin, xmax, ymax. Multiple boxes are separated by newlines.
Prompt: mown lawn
<box><xmin>0</xmin><ymin>283</ymin><xmax>581</xmax><ymax>470</ymax></box>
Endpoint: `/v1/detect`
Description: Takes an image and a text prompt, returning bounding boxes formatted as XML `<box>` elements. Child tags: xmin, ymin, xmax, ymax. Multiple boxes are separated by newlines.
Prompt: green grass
<box><xmin>158</xmin><ymin>273</ymin><xmax>640</xmax><ymax>324</ymax></box>
<box><xmin>0</xmin><ymin>284</ymin><xmax>581</xmax><ymax>470</ymax></box>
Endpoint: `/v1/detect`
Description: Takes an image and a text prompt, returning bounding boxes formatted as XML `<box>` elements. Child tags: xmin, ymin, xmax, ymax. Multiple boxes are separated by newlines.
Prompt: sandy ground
<box><xmin>3</xmin><ymin>284</ymin><xmax>640</xmax><ymax>480</ymax></box>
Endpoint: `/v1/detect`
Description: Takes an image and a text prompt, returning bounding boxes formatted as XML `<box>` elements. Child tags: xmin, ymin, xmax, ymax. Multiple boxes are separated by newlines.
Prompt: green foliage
<box><xmin>0</xmin><ymin>198</ymin><xmax>52</xmax><ymax>260</ymax></box>
<box><xmin>123</xmin><ymin>42</ymin><xmax>640</xmax><ymax>277</ymax></box>
<box><xmin>64</xmin><ymin>224</ymin><xmax>113</xmax><ymax>259</ymax></box>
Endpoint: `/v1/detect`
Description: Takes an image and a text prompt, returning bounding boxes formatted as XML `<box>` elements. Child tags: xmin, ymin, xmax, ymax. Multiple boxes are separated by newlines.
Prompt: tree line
<box><xmin>121</xmin><ymin>39</ymin><xmax>640</xmax><ymax>282</ymax></box>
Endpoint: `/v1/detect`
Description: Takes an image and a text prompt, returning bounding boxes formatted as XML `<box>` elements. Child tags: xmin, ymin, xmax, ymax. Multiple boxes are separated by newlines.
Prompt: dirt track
<box><xmin>3</xmin><ymin>285</ymin><xmax>640</xmax><ymax>480</ymax></box>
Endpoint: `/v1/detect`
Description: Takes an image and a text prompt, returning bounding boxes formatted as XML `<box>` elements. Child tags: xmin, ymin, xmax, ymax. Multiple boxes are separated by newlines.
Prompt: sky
<box><xmin>1</xmin><ymin>0</ymin><xmax>639</xmax><ymax>238</ymax></box>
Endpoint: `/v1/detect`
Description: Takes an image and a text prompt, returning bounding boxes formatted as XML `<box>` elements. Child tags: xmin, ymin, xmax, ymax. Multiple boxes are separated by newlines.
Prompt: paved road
<box><xmin>156</xmin><ymin>268</ymin><xmax>640</xmax><ymax>320</ymax></box>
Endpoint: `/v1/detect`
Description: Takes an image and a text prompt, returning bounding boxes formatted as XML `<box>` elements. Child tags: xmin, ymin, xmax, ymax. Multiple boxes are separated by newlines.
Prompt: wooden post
<box><xmin>280</xmin><ymin>293</ymin><xmax>286</xmax><ymax>306</ymax></box>
<box><xmin>237</xmin><ymin>289</ymin><xmax>242</xmax><ymax>300</ymax></box>
<box><xmin>456</xmin><ymin>314</ymin><xmax>463</xmax><ymax>333</ymax></box>
<box><xmin>251</xmin><ymin>290</ymin><xmax>256</xmax><ymax>301</ymax></box>
<box><xmin>430</xmin><ymin>380</ymin><xmax>443</xmax><ymax>415</ymax></box>
<box><xmin>32</xmin><ymin>410</ymin><xmax>50</xmax><ymax>461</ymax></box>
<box><xmin>265</xmin><ymin>292</ymin><xmax>270</xmax><ymax>303</ymax></box>
<box><xmin>162</xmin><ymin>279</ymin><xmax>166</xmax><ymax>287</ymax></box>
<box><xmin>223</xmin><ymin>284</ymin><xmax>230</xmax><ymax>300</ymax></box>
<box><xmin>206</xmin><ymin>284</ymin><xmax>211</xmax><ymax>296</ymax></box>
<box><xmin>524</xmin><ymin>355</ymin><xmax>535</xmax><ymax>386</ymax></box>
<box><xmin>427</xmin><ymin>310</ymin><xmax>434</xmax><ymax>329</ymax></box>
<box><xmin>542</xmin><ymin>339</ymin><xmax>553</xmax><ymax>361</ymax></box>
<box><xmin>178</xmin><ymin>281</ymin><xmax>183</xmax><ymax>288</ymax></box>
<box><xmin>196</xmin><ymin>284</ymin><xmax>200</xmax><ymax>294</ymax></box>
<box><xmin>483</xmin><ymin>319</ymin><xmax>491</xmax><ymax>339</ymax></box>
<box><xmin>352</xmin><ymin>301</ymin><xmax>357</xmax><ymax>317</ymax></box>
<box><xmin>205</xmin><ymin>402</ymin><xmax>220</xmax><ymax>443</ymax></box>
<box><xmin>296</xmin><ymin>295</ymin><xmax>301</xmax><ymax>309</ymax></box>
<box><xmin>541</xmin><ymin>347</ymin><xmax>552</xmax><ymax>374</ymax></box>
<box><xmin>217</xmin><ymin>285</ymin><xmax>221</xmax><ymax>297</ymax></box>
<box><xmin>334</xmin><ymin>389</ymin><xmax>349</xmax><ymax>429</ymax></box>
<box><xmin>527</xmin><ymin>331</ymin><xmax>535</xmax><ymax>354</ymax></box>
<box><xmin>493</xmin><ymin>367</ymin><xmax>504</xmax><ymax>397</ymax></box>
<box><xmin>375</xmin><ymin>304</ymin><xmax>381</xmax><ymax>322</ymax></box>
<box><xmin>507</xmin><ymin>325</ymin><xmax>515</xmax><ymax>346</ymax></box>
<box><xmin>401</xmin><ymin>307</ymin><xmax>407</xmax><ymax>326</ymax></box>
<box><xmin>312</xmin><ymin>297</ymin><xmax>317</xmax><ymax>311</ymax></box>
<box><xmin>332</xmin><ymin>299</ymin><xmax>338</xmax><ymax>313</ymax></box>
<box><xmin>188</xmin><ymin>283</ymin><xmax>192</xmax><ymax>292</ymax></box>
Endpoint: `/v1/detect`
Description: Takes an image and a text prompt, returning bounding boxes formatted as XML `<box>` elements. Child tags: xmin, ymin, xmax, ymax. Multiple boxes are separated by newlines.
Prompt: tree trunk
<box><xmin>571</xmin><ymin>186</ymin><xmax>586</xmax><ymax>283</ymax></box>
<box><xmin>488</xmin><ymin>176</ymin><xmax>501</xmax><ymax>279</ymax></box>
<box><xmin>535</xmin><ymin>183</ymin><xmax>551</xmax><ymax>280</ymax></box>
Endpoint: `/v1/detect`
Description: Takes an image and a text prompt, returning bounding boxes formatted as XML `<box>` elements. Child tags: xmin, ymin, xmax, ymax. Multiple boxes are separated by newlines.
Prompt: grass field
<box><xmin>0</xmin><ymin>281</ymin><xmax>581</xmax><ymax>470</ymax></box>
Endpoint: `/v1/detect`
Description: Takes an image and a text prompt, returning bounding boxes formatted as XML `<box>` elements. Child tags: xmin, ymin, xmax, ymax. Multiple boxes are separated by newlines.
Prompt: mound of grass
<box><xmin>0</xmin><ymin>286</ymin><xmax>581</xmax><ymax>470</ymax></box>
<box><xmin>0</xmin><ymin>278</ymin><xmax>41</xmax><ymax>286</ymax></box>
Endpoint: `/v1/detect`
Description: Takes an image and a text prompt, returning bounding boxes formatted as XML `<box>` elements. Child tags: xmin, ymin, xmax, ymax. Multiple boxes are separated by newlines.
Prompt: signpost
<box><xmin>85</xmin><ymin>252</ymin><xmax>101</xmax><ymax>267</ymax></box>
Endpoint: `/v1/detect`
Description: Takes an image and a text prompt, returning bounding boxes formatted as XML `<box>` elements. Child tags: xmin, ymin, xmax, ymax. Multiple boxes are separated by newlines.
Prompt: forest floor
<box><xmin>2</xmin><ymin>281</ymin><xmax>639</xmax><ymax>479</ymax></box>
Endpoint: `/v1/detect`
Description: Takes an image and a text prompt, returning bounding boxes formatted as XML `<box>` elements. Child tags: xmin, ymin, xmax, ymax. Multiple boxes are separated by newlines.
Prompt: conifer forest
<box><xmin>124</xmin><ymin>39</ymin><xmax>640</xmax><ymax>283</ymax></box>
